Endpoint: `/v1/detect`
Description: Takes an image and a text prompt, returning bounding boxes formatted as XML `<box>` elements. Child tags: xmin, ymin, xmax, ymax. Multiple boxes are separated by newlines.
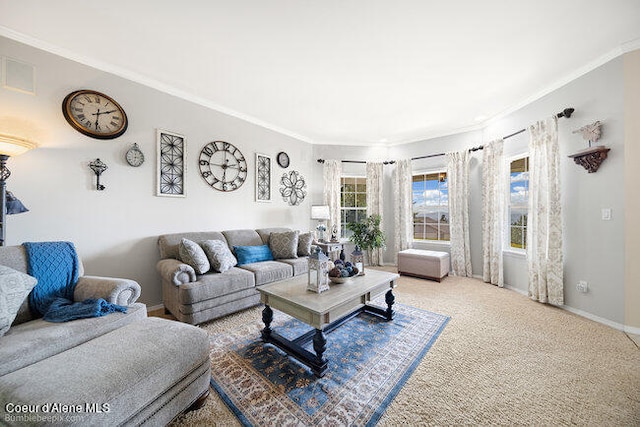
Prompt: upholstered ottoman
<box><xmin>397</xmin><ymin>249</ymin><xmax>450</xmax><ymax>282</ymax></box>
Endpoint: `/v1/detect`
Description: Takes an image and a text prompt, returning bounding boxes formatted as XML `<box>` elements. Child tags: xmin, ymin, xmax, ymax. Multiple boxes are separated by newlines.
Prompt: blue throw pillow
<box><xmin>234</xmin><ymin>245</ymin><xmax>274</xmax><ymax>265</ymax></box>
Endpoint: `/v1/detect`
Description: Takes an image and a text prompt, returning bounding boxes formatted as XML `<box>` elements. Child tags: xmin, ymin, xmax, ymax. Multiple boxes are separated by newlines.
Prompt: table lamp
<box><xmin>311</xmin><ymin>205</ymin><xmax>331</xmax><ymax>242</ymax></box>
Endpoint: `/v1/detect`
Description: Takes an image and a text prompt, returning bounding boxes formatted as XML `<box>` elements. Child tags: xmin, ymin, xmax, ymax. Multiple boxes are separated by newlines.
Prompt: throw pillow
<box><xmin>297</xmin><ymin>232</ymin><xmax>314</xmax><ymax>257</ymax></box>
<box><xmin>179</xmin><ymin>238</ymin><xmax>210</xmax><ymax>274</ymax></box>
<box><xmin>234</xmin><ymin>245</ymin><xmax>274</xmax><ymax>265</ymax></box>
<box><xmin>0</xmin><ymin>266</ymin><xmax>37</xmax><ymax>337</ymax></box>
<box><xmin>201</xmin><ymin>240</ymin><xmax>237</xmax><ymax>273</ymax></box>
<box><xmin>269</xmin><ymin>230</ymin><xmax>299</xmax><ymax>259</ymax></box>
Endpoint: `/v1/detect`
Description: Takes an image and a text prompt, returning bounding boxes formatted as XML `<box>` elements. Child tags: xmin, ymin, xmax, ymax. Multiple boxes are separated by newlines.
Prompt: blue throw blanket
<box><xmin>24</xmin><ymin>241</ymin><xmax>127</xmax><ymax>322</ymax></box>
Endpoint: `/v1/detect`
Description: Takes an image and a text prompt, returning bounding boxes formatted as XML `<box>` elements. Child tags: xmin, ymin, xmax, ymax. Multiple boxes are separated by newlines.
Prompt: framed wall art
<box><xmin>255</xmin><ymin>153</ymin><xmax>272</xmax><ymax>202</ymax></box>
<box><xmin>157</xmin><ymin>129</ymin><xmax>186</xmax><ymax>197</ymax></box>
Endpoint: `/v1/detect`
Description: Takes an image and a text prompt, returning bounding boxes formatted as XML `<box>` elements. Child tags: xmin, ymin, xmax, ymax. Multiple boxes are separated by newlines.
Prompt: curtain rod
<box><xmin>316</xmin><ymin>107</ymin><xmax>574</xmax><ymax>165</ymax></box>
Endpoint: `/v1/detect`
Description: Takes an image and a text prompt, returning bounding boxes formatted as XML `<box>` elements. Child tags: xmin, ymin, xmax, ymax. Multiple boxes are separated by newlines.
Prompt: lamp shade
<box><xmin>0</xmin><ymin>134</ymin><xmax>37</xmax><ymax>156</ymax></box>
<box><xmin>311</xmin><ymin>205</ymin><xmax>331</xmax><ymax>220</ymax></box>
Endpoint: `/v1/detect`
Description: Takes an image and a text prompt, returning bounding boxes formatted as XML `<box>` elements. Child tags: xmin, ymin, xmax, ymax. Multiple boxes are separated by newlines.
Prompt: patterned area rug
<box><xmin>209</xmin><ymin>302</ymin><xmax>449</xmax><ymax>426</ymax></box>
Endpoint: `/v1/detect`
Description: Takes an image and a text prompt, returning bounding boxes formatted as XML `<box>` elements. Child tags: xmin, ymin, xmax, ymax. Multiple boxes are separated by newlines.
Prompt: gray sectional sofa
<box><xmin>0</xmin><ymin>245</ymin><xmax>211</xmax><ymax>426</ymax></box>
<box><xmin>157</xmin><ymin>227</ymin><xmax>312</xmax><ymax>325</ymax></box>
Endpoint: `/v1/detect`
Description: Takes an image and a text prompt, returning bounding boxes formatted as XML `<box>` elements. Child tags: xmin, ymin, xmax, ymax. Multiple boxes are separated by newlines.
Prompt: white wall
<box><xmin>0</xmin><ymin>36</ymin><xmax>314</xmax><ymax>306</ymax></box>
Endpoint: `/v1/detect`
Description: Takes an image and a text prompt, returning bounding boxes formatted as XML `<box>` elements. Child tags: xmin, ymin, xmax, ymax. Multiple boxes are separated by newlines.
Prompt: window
<box><xmin>509</xmin><ymin>156</ymin><xmax>529</xmax><ymax>250</ymax></box>
<box><xmin>340</xmin><ymin>177</ymin><xmax>367</xmax><ymax>239</ymax></box>
<box><xmin>412</xmin><ymin>172</ymin><xmax>449</xmax><ymax>241</ymax></box>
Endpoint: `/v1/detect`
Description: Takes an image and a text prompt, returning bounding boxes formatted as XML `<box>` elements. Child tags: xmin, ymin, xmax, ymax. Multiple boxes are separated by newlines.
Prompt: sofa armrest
<box><xmin>74</xmin><ymin>276</ymin><xmax>141</xmax><ymax>306</ymax></box>
<box><xmin>157</xmin><ymin>258</ymin><xmax>196</xmax><ymax>286</ymax></box>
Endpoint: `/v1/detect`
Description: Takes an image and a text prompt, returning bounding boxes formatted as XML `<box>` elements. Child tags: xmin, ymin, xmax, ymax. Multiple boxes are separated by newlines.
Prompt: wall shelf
<box><xmin>568</xmin><ymin>145</ymin><xmax>610</xmax><ymax>173</ymax></box>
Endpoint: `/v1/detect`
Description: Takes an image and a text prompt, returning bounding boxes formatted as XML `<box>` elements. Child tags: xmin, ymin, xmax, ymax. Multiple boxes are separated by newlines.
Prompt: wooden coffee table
<box><xmin>257</xmin><ymin>269</ymin><xmax>399</xmax><ymax>377</ymax></box>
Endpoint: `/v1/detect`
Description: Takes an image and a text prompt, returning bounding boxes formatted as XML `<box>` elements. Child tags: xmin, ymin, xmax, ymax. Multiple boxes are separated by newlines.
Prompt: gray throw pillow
<box><xmin>269</xmin><ymin>230</ymin><xmax>299</xmax><ymax>259</ymax></box>
<box><xmin>0</xmin><ymin>266</ymin><xmax>37</xmax><ymax>337</ymax></box>
<box><xmin>201</xmin><ymin>240</ymin><xmax>237</xmax><ymax>273</ymax></box>
<box><xmin>297</xmin><ymin>232</ymin><xmax>314</xmax><ymax>257</ymax></box>
<box><xmin>179</xmin><ymin>238</ymin><xmax>210</xmax><ymax>274</ymax></box>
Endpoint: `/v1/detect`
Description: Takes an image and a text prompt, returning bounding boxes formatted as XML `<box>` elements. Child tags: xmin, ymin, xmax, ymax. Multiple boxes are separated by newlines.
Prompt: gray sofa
<box><xmin>157</xmin><ymin>228</ymin><xmax>311</xmax><ymax>325</ymax></box>
<box><xmin>0</xmin><ymin>245</ymin><xmax>211</xmax><ymax>426</ymax></box>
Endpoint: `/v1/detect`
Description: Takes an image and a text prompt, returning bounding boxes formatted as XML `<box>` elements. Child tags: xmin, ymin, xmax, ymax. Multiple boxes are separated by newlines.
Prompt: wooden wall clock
<box><xmin>199</xmin><ymin>141</ymin><xmax>247</xmax><ymax>192</ymax></box>
<box><xmin>62</xmin><ymin>89</ymin><xmax>128</xmax><ymax>139</ymax></box>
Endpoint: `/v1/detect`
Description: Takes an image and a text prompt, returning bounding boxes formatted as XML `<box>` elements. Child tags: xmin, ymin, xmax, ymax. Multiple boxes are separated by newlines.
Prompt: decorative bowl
<box><xmin>329</xmin><ymin>276</ymin><xmax>351</xmax><ymax>284</ymax></box>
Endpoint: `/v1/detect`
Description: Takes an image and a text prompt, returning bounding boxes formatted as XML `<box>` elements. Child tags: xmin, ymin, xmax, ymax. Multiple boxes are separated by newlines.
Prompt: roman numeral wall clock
<box><xmin>62</xmin><ymin>89</ymin><xmax>128</xmax><ymax>139</ymax></box>
<box><xmin>198</xmin><ymin>141</ymin><xmax>248</xmax><ymax>192</ymax></box>
<box><xmin>157</xmin><ymin>129</ymin><xmax>186</xmax><ymax>197</ymax></box>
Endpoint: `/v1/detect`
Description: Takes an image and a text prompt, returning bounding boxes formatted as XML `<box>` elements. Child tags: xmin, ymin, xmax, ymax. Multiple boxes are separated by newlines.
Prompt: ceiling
<box><xmin>1</xmin><ymin>1</ymin><xmax>639</xmax><ymax>146</ymax></box>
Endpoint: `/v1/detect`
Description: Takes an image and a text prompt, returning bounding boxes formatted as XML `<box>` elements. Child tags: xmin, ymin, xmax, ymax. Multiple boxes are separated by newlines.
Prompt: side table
<box><xmin>314</xmin><ymin>241</ymin><xmax>345</xmax><ymax>261</ymax></box>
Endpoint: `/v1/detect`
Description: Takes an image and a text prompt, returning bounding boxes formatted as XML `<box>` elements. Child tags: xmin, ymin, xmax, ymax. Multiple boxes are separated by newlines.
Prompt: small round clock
<box><xmin>125</xmin><ymin>143</ymin><xmax>145</xmax><ymax>167</ymax></box>
<box><xmin>198</xmin><ymin>141</ymin><xmax>248</xmax><ymax>191</ymax></box>
<box><xmin>62</xmin><ymin>89</ymin><xmax>128</xmax><ymax>139</ymax></box>
<box><xmin>277</xmin><ymin>151</ymin><xmax>290</xmax><ymax>168</ymax></box>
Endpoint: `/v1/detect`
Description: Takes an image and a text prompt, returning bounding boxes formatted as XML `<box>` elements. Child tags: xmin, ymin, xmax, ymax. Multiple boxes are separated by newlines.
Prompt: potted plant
<box><xmin>346</xmin><ymin>214</ymin><xmax>386</xmax><ymax>266</ymax></box>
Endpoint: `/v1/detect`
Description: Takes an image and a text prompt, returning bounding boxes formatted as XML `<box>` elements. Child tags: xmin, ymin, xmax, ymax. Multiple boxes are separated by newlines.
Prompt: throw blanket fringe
<box><xmin>44</xmin><ymin>297</ymin><xmax>127</xmax><ymax>322</ymax></box>
<box><xmin>24</xmin><ymin>241</ymin><xmax>127</xmax><ymax>322</ymax></box>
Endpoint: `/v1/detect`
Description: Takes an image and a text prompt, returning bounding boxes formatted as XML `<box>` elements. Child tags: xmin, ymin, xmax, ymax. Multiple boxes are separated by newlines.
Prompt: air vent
<box><xmin>2</xmin><ymin>57</ymin><xmax>36</xmax><ymax>95</ymax></box>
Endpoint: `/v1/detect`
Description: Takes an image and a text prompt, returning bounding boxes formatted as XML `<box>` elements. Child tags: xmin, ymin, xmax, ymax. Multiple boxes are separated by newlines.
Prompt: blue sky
<box><xmin>413</xmin><ymin>176</ymin><xmax>448</xmax><ymax>217</ymax></box>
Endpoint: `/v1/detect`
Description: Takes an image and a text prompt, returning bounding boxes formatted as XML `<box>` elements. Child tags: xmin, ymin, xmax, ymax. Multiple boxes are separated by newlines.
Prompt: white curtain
<box><xmin>323</xmin><ymin>160</ymin><xmax>342</xmax><ymax>240</ymax></box>
<box><xmin>446</xmin><ymin>150</ymin><xmax>472</xmax><ymax>277</ymax></box>
<box><xmin>366</xmin><ymin>162</ymin><xmax>384</xmax><ymax>266</ymax></box>
<box><xmin>482</xmin><ymin>139</ymin><xmax>505</xmax><ymax>287</ymax></box>
<box><xmin>527</xmin><ymin>116</ymin><xmax>564</xmax><ymax>305</ymax></box>
<box><xmin>393</xmin><ymin>159</ymin><xmax>413</xmax><ymax>262</ymax></box>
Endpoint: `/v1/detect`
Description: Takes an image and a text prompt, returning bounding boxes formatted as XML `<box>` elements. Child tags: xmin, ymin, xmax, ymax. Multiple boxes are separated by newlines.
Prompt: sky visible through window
<box><xmin>510</xmin><ymin>157</ymin><xmax>529</xmax><ymax>249</ymax></box>
<box><xmin>413</xmin><ymin>172</ymin><xmax>449</xmax><ymax>241</ymax></box>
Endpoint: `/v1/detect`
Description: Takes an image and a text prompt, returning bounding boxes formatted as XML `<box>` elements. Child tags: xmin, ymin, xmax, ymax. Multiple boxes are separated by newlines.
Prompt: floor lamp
<box><xmin>0</xmin><ymin>134</ymin><xmax>36</xmax><ymax>246</ymax></box>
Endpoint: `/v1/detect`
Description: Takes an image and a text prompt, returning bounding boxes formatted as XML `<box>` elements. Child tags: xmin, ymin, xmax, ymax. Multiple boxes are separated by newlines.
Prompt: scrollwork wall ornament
<box><xmin>280</xmin><ymin>170</ymin><xmax>307</xmax><ymax>206</ymax></box>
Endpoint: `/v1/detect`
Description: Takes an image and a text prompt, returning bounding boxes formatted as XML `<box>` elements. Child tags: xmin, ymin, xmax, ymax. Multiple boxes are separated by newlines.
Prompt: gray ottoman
<box><xmin>398</xmin><ymin>249</ymin><xmax>450</xmax><ymax>282</ymax></box>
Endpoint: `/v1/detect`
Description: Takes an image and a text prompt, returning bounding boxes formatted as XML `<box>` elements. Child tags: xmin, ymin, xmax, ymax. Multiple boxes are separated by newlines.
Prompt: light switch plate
<box><xmin>601</xmin><ymin>208</ymin><xmax>612</xmax><ymax>221</ymax></box>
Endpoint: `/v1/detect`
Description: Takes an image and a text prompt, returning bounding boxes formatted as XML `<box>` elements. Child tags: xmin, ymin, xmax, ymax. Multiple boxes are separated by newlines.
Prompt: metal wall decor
<box><xmin>157</xmin><ymin>129</ymin><xmax>186</xmax><ymax>197</ymax></box>
<box><xmin>198</xmin><ymin>141</ymin><xmax>247</xmax><ymax>192</ymax></box>
<box><xmin>279</xmin><ymin>170</ymin><xmax>306</xmax><ymax>206</ymax></box>
<box><xmin>89</xmin><ymin>158</ymin><xmax>108</xmax><ymax>190</ymax></box>
<box><xmin>255</xmin><ymin>153</ymin><xmax>272</xmax><ymax>202</ymax></box>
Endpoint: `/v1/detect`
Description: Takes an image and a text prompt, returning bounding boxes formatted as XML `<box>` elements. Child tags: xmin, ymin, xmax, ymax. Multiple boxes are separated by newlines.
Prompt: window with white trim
<box><xmin>509</xmin><ymin>156</ymin><xmax>529</xmax><ymax>250</ymax></box>
<box><xmin>340</xmin><ymin>176</ymin><xmax>367</xmax><ymax>239</ymax></box>
<box><xmin>412</xmin><ymin>171</ymin><xmax>449</xmax><ymax>241</ymax></box>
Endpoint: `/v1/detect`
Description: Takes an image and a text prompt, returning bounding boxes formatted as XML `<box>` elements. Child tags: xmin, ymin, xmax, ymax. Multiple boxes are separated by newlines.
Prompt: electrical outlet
<box><xmin>576</xmin><ymin>281</ymin><xmax>589</xmax><ymax>293</ymax></box>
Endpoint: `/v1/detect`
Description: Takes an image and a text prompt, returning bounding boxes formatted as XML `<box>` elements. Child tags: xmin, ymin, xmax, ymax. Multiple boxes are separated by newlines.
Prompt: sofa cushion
<box><xmin>0</xmin><ymin>302</ymin><xmax>147</xmax><ymax>376</ymax></box>
<box><xmin>297</xmin><ymin>232</ymin><xmax>314</xmax><ymax>257</ymax></box>
<box><xmin>223</xmin><ymin>229</ymin><xmax>263</xmax><ymax>251</ymax></box>
<box><xmin>158</xmin><ymin>231</ymin><xmax>228</xmax><ymax>260</ymax></box>
<box><xmin>0</xmin><ymin>317</ymin><xmax>210</xmax><ymax>426</ymax></box>
<box><xmin>179</xmin><ymin>238</ymin><xmax>210</xmax><ymax>274</ymax></box>
<box><xmin>234</xmin><ymin>245</ymin><xmax>274</xmax><ymax>265</ymax></box>
<box><xmin>0</xmin><ymin>266</ymin><xmax>37</xmax><ymax>337</ymax></box>
<box><xmin>269</xmin><ymin>230</ymin><xmax>299</xmax><ymax>259</ymax></box>
<box><xmin>174</xmin><ymin>267</ymin><xmax>256</xmax><ymax>304</ymax></box>
<box><xmin>256</xmin><ymin>227</ymin><xmax>292</xmax><ymax>245</ymax></box>
<box><xmin>238</xmin><ymin>261</ymin><xmax>293</xmax><ymax>285</ymax></box>
<box><xmin>201</xmin><ymin>240</ymin><xmax>237</xmax><ymax>273</ymax></box>
<box><xmin>278</xmin><ymin>258</ymin><xmax>310</xmax><ymax>276</ymax></box>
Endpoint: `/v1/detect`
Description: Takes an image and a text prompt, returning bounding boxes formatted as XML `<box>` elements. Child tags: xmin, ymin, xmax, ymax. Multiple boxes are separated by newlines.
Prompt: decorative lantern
<box><xmin>351</xmin><ymin>246</ymin><xmax>365</xmax><ymax>276</ymax></box>
<box><xmin>308</xmin><ymin>247</ymin><xmax>330</xmax><ymax>293</ymax></box>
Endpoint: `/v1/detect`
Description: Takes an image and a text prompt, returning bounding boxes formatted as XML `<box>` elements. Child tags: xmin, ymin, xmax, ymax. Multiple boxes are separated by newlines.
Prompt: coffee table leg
<box><xmin>385</xmin><ymin>288</ymin><xmax>395</xmax><ymax>320</ymax></box>
<box><xmin>261</xmin><ymin>305</ymin><xmax>273</xmax><ymax>340</ymax></box>
<box><xmin>312</xmin><ymin>329</ymin><xmax>327</xmax><ymax>376</ymax></box>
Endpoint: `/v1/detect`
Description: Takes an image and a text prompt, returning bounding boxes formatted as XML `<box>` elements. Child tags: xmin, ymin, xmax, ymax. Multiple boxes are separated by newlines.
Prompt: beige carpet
<box><xmin>170</xmin><ymin>268</ymin><xmax>640</xmax><ymax>426</ymax></box>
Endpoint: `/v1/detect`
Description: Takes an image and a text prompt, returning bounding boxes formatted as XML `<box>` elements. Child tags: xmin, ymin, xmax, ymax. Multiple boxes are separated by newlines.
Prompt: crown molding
<box><xmin>1</xmin><ymin>26</ymin><xmax>637</xmax><ymax>148</ymax></box>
